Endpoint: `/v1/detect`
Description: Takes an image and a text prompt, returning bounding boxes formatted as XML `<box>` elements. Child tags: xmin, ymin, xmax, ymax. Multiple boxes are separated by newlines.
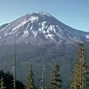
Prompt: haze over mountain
<box><xmin>0</xmin><ymin>12</ymin><xmax>89</xmax><ymax>88</ymax></box>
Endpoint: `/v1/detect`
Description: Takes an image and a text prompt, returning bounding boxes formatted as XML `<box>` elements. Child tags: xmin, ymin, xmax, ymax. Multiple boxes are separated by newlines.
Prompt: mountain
<box><xmin>0</xmin><ymin>12</ymin><xmax>89</xmax><ymax>88</ymax></box>
<box><xmin>0</xmin><ymin>12</ymin><xmax>89</xmax><ymax>45</ymax></box>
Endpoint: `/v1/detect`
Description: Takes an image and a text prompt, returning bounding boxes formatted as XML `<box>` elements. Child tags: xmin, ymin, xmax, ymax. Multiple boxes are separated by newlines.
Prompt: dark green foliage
<box><xmin>25</xmin><ymin>65</ymin><xmax>35</xmax><ymax>89</ymax></box>
<box><xmin>16</xmin><ymin>80</ymin><xmax>25</xmax><ymax>89</ymax></box>
<box><xmin>0</xmin><ymin>71</ymin><xmax>13</xmax><ymax>89</ymax></box>
<box><xmin>50</xmin><ymin>63</ymin><xmax>62</xmax><ymax>89</ymax></box>
<box><xmin>0</xmin><ymin>70</ymin><xmax>24</xmax><ymax>89</ymax></box>
<box><xmin>86</xmin><ymin>63</ymin><xmax>89</xmax><ymax>87</ymax></box>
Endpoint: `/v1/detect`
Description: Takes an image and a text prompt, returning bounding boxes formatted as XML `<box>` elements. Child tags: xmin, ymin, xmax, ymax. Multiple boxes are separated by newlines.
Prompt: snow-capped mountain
<box><xmin>0</xmin><ymin>12</ymin><xmax>89</xmax><ymax>87</ymax></box>
<box><xmin>0</xmin><ymin>12</ymin><xmax>89</xmax><ymax>45</ymax></box>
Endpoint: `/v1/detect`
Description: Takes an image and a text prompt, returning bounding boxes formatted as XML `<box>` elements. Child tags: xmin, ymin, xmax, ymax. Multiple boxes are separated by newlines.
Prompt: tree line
<box><xmin>0</xmin><ymin>70</ymin><xmax>24</xmax><ymax>89</ymax></box>
<box><xmin>0</xmin><ymin>43</ymin><xmax>89</xmax><ymax>89</ymax></box>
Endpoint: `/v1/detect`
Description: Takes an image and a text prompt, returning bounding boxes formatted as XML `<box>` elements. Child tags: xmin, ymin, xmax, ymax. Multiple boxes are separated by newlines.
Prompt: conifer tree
<box><xmin>0</xmin><ymin>77</ymin><xmax>5</xmax><ymax>89</ymax></box>
<box><xmin>71</xmin><ymin>43</ymin><xmax>86</xmax><ymax>89</ymax></box>
<box><xmin>86</xmin><ymin>62</ymin><xmax>89</xmax><ymax>88</ymax></box>
<box><xmin>25</xmin><ymin>65</ymin><xmax>35</xmax><ymax>89</ymax></box>
<box><xmin>50</xmin><ymin>63</ymin><xmax>62</xmax><ymax>89</ymax></box>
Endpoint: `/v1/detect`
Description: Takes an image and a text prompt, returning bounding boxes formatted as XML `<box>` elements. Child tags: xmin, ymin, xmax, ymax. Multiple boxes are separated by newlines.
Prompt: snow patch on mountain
<box><xmin>39</xmin><ymin>12</ymin><xmax>51</xmax><ymax>17</ymax></box>
<box><xmin>42</xmin><ymin>21</ymin><xmax>48</xmax><ymax>29</ymax></box>
<box><xmin>4</xmin><ymin>33</ymin><xmax>8</xmax><ymax>37</ymax></box>
<box><xmin>22</xmin><ymin>30</ymin><xmax>29</xmax><ymax>37</ymax></box>
<box><xmin>86</xmin><ymin>35</ymin><xmax>89</xmax><ymax>39</ymax></box>
<box><xmin>0</xmin><ymin>12</ymin><xmax>89</xmax><ymax>45</ymax></box>
<box><xmin>29</xmin><ymin>16</ymin><xmax>39</xmax><ymax>22</ymax></box>
<box><xmin>32</xmin><ymin>30</ymin><xmax>38</xmax><ymax>37</ymax></box>
<box><xmin>46</xmin><ymin>34</ymin><xmax>55</xmax><ymax>42</ymax></box>
<box><xmin>12</xmin><ymin>20</ymin><xmax>28</xmax><ymax>32</ymax></box>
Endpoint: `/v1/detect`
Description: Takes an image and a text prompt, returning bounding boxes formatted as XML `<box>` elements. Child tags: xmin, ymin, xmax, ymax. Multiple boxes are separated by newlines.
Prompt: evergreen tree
<box><xmin>0</xmin><ymin>77</ymin><xmax>5</xmax><ymax>89</ymax></box>
<box><xmin>50</xmin><ymin>63</ymin><xmax>62</xmax><ymax>89</ymax></box>
<box><xmin>25</xmin><ymin>65</ymin><xmax>35</xmax><ymax>89</ymax></box>
<box><xmin>16</xmin><ymin>80</ymin><xmax>25</xmax><ymax>89</ymax></box>
<box><xmin>86</xmin><ymin>61</ymin><xmax>89</xmax><ymax>88</ymax></box>
<box><xmin>71</xmin><ymin>43</ymin><xmax>86</xmax><ymax>89</ymax></box>
<box><xmin>0</xmin><ymin>70</ymin><xmax>24</xmax><ymax>89</ymax></box>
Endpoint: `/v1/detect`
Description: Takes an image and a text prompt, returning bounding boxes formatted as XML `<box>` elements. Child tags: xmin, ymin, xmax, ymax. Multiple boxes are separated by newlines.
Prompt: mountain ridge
<box><xmin>0</xmin><ymin>12</ymin><xmax>89</xmax><ymax>88</ymax></box>
<box><xmin>0</xmin><ymin>12</ymin><xmax>89</xmax><ymax>45</ymax></box>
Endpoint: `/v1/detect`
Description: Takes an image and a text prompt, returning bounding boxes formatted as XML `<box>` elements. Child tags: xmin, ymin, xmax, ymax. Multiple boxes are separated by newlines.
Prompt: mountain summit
<box><xmin>0</xmin><ymin>12</ymin><xmax>89</xmax><ymax>87</ymax></box>
<box><xmin>0</xmin><ymin>12</ymin><xmax>89</xmax><ymax>45</ymax></box>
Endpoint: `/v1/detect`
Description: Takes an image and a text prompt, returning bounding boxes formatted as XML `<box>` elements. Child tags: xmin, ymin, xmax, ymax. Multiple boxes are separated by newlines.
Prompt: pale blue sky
<box><xmin>0</xmin><ymin>0</ymin><xmax>89</xmax><ymax>32</ymax></box>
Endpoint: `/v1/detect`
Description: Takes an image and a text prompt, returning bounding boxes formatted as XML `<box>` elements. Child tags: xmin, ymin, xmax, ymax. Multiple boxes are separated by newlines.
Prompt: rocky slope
<box><xmin>0</xmin><ymin>12</ymin><xmax>89</xmax><ymax>45</ymax></box>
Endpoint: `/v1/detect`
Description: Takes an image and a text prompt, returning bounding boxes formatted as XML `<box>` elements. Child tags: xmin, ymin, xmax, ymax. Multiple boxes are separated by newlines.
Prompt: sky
<box><xmin>0</xmin><ymin>0</ymin><xmax>89</xmax><ymax>32</ymax></box>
